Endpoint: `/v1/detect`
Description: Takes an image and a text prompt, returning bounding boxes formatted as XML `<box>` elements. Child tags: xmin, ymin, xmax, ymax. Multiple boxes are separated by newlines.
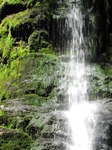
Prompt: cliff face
<box><xmin>0</xmin><ymin>0</ymin><xmax>112</xmax><ymax>149</ymax></box>
<box><xmin>0</xmin><ymin>0</ymin><xmax>62</xmax><ymax>100</ymax></box>
<box><xmin>81</xmin><ymin>0</ymin><xmax>112</xmax><ymax>99</ymax></box>
<box><xmin>0</xmin><ymin>1</ymin><xmax>65</xmax><ymax>149</ymax></box>
<box><xmin>87</xmin><ymin>0</ymin><xmax>112</xmax><ymax>61</ymax></box>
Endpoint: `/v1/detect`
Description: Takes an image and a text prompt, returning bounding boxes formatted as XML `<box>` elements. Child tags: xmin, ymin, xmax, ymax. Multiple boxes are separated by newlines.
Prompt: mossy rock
<box><xmin>89</xmin><ymin>63</ymin><xmax>112</xmax><ymax>99</ymax></box>
<box><xmin>31</xmin><ymin>138</ymin><xmax>66</xmax><ymax>150</ymax></box>
<box><xmin>0</xmin><ymin>0</ymin><xmax>41</xmax><ymax>21</ymax></box>
<box><xmin>0</xmin><ymin>0</ymin><xmax>64</xmax><ymax>149</ymax></box>
<box><xmin>0</xmin><ymin>3</ymin><xmax>26</xmax><ymax>22</ymax></box>
<box><xmin>28</xmin><ymin>30</ymin><xmax>49</xmax><ymax>52</ymax></box>
<box><xmin>0</xmin><ymin>53</ymin><xmax>61</xmax><ymax>102</ymax></box>
<box><xmin>0</xmin><ymin>127</ymin><xmax>32</xmax><ymax>150</ymax></box>
<box><xmin>23</xmin><ymin>94</ymin><xmax>43</xmax><ymax>106</ymax></box>
<box><xmin>0</xmin><ymin>8</ymin><xmax>41</xmax><ymax>40</ymax></box>
<box><xmin>17</xmin><ymin>54</ymin><xmax>60</xmax><ymax>99</ymax></box>
<box><xmin>0</xmin><ymin>114</ymin><xmax>17</xmax><ymax>128</ymax></box>
<box><xmin>26</xmin><ymin>111</ymin><xmax>57</xmax><ymax>138</ymax></box>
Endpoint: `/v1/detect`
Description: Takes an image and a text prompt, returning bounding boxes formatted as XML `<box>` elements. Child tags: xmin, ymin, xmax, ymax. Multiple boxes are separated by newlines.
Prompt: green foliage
<box><xmin>28</xmin><ymin>30</ymin><xmax>54</xmax><ymax>55</ymax></box>
<box><xmin>0</xmin><ymin>0</ymin><xmax>22</xmax><ymax>9</ymax></box>
<box><xmin>0</xmin><ymin>23</ymin><xmax>13</xmax><ymax>59</ymax></box>
<box><xmin>41</xmin><ymin>0</ymin><xmax>61</xmax><ymax>16</ymax></box>
<box><xmin>0</xmin><ymin>21</ymin><xmax>29</xmax><ymax>101</ymax></box>
<box><xmin>0</xmin><ymin>52</ymin><xmax>60</xmax><ymax>101</ymax></box>
<box><xmin>0</xmin><ymin>66</ymin><xmax>9</xmax><ymax>100</ymax></box>
<box><xmin>27</xmin><ymin>0</ymin><xmax>40</xmax><ymax>8</ymax></box>
<box><xmin>0</xmin><ymin>8</ymin><xmax>40</xmax><ymax>37</ymax></box>
<box><xmin>28</xmin><ymin>31</ymin><xmax>39</xmax><ymax>51</ymax></box>
<box><xmin>0</xmin><ymin>109</ymin><xmax>4</xmax><ymax>116</ymax></box>
<box><xmin>0</xmin><ymin>129</ymin><xmax>31</xmax><ymax>150</ymax></box>
<box><xmin>0</xmin><ymin>0</ymin><xmax>40</xmax><ymax>11</ymax></box>
<box><xmin>10</xmin><ymin>41</ymin><xmax>29</xmax><ymax>60</ymax></box>
<box><xmin>0</xmin><ymin>0</ymin><xmax>62</xmax><ymax>149</ymax></box>
<box><xmin>91</xmin><ymin>15</ymin><xmax>96</xmax><ymax>27</ymax></box>
<box><xmin>24</xmin><ymin>94</ymin><xmax>46</xmax><ymax>106</ymax></box>
<box><xmin>40</xmin><ymin>45</ymin><xmax>53</xmax><ymax>54</ymax></box>
<box><xmin>28</xmin><ymin>30</ymin><xmax>50</xmax><ymax>52</ymax></box>
<box><xmin>89</xmin><ymin>64</ymin><xmax>112</xmax><ymax>99</ymax></box>
<box><xmin>35</xmin><ymin>1</ymin><xmax>40</xmax><ymax>7</ymax></box>
<box><xmin>3</xmin><ymin>33</ymin><xmax>13</xmax><ymax>59</ymax></box>
<box><xmin>0</xmin><ymin>59</ymin><xmax>22</xmax><ymax>101</ymax></box>
<box><xmin>21</xmin><ymin>54</ymin><xmax>60</xmax><ymax>99</ymax></box>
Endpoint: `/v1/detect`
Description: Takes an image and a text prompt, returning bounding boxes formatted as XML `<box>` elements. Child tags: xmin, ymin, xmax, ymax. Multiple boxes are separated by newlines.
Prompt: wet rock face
<box><xmin>88</xmin><ymin>63</ymin><xmax>112</xmax><ymax>100</ymax></box>
<box><xmin>0</xmin><ymin>52</ymin><xmax>67</xmax><ymax>149</ymax></box>
<box><xmin>93</xmin><ymin>100</ymin><xmax>112</xmax><ymax>150</ymax></box>
<box><xmin>0</xmin><ymin>97</ymin><xmax>69</xmax><ymax>150</ymax></box>
<box><xmin>0</xmin><ymin>53</ymin><xmax>69</xmax><ymax>149</ymax></box>
<box><xmin>48</xmin><ymin>17</ymin><xmax>71</xmax><ymax>52</ymax></box>
<box><xmin>84</xmin><ymin>0</ymin><xmax>112</xmax><ymax>61</ymax></box>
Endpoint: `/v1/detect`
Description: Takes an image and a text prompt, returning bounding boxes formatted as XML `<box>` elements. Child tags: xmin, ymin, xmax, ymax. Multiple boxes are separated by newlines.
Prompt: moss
<box><xmin>19</xmin><ymin>54</ymin><xmax>60</xmax><ymax>99</ymax></box>
<box><xmin>0</xmin><ymin>8</ymin><xmax>40</xmax><ymax>37</ymax></box>
<box><xmin>0</xmin><ymin>52</ymin><xmax>60</xmax><ymax>101</ymax></box>
<box><xmin>0</xmin><ymin>113</ymin><xmax>18</xmax><ymax>129</ymax></box>
<box><xmin>0</xmin><ymin>128</ymin><xmax>32</xmax><ymax>150</ymax></box>
<box><xmin>91</xmin><ymin>14</ymin><xmax>96</xmax><ymax>27</ymax></box>
<box><xmin>10</xmin><ymin>41</ymin><xmax>29</xmax><ymax>60</ymax></box>
<box><xmin>41</xmin><ymin>0</ymin><xmax>61</xmax><ymax>16</ymax></box>
<box><xmin>89</xmin><ymin>63</ymin><xmax>112</xmax><ymax>99</ymax></box>
<box><xmin>0</xmin><ymin>0</ymin><xmax>62</xmax><ymax>149</ymax></box>
<box><xmin>0</xmin><ymin>109</ymin><xmax>4</xmax><ymax>116</ymax></box>
<box><xmin>26</xmin><ymin>112</ymin><xmax>54</xmax><ymax>138</ymax></box>
<box><xmin>28</xmin><ymin>31</ymin><xmax>39</xmax><ymax>52</ymax></box>
<box><xmin>0</xmin><ymin>0</ymin><xmax>24</xmax><ymax>6</ymax></box>
<box><xmin>0</xmin><ymin>59</ymin><xmax>21</xmax><ymax>101</ymax></box>
<box><xmin>23</xmin><ymin>94</ymin><xmax>46</xmax><ymax>106</ymax></box>
<box><xmin>0</xmin><ymin>36</ymin><xmax>30</xmax><ymax>100</ymax></box>
<box><xmin>0</xmin><ymin>27</ymin><xmax>14</xmax><ymax>60</ymax></box>
<box><xmin>27</xmin><ymin>0</ymin><xmax>40</xmax><ymax>8</ymax></box>
<box><xmin>0</xmin><ymin>0</ymin><xmax>40</xmax><ymax>10</ymax></box>
<box><xmin>28</xmin><ymin>30</ymin><xmax>50</xmax><ymax>52</ymax></box>
<box><xmin>40</xmin><ymin>45</ymin><xmax>53</xmax><ymax>54</ymax></box>
<box><xmin>41</xmin><ymin>124</ymin><xmax>54</xmax><ymax>138</ymax></box>
<box><xmin>0</xmin><ymin>0</ymin><xmax>60</xmax><ymax>101</ymax></box>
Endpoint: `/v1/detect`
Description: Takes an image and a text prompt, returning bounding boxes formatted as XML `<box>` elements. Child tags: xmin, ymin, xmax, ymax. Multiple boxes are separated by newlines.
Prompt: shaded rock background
<box><xmin>83</xmin><ymin>0</ymin><xmax>112</xmax><ymax>62</ymax></box>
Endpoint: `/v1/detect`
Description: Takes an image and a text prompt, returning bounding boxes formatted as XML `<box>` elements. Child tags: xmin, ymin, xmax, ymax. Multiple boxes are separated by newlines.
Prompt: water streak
<box><xmin>62</xmin><ymin>0</ymin><xmax>98</xmax><ymax>149</ymax></box>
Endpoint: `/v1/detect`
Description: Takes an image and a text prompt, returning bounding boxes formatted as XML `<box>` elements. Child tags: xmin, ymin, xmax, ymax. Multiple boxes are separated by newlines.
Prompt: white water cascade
<box><xmin>61</xmin><ymin>0</ymin><xmax>98</xmax><ymax>150</ymax></box>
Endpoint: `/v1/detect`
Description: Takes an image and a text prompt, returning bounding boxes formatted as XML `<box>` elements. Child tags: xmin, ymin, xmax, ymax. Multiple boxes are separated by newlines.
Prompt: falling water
<box><xmin>61</xmin><ymin>0</ymin><xmax>98</xmax><ymax>149</ymax></box>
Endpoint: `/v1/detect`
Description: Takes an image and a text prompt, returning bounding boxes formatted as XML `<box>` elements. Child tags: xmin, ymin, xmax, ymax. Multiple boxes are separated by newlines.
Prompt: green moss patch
<box><xmin>0</xmin><ymin>109</ymin><xmax>4</xmax><ymax>116</ymax></box>
<box><xmin>0</xmin><ymin>127</ymin><xmax>31</xmax><ymax>150</ymax></box>
<box><xmin>89</xmin><ymin>63</ymin><xmax>112</xmax><ymax>99</ymax></box>
<box><xmin>0</xmin><ymin>53</ymin><xmax>60</xmax><ymax>101</ymax></box>
<box><xmin>0</xmin><ymin>8</ymin><xmax>40</xmax><ymax>38</ymax></box>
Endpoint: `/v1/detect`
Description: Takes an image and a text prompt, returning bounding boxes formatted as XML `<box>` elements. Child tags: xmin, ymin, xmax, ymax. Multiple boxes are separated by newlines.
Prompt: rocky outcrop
<box><xmin>85</xmin><ymin>0</ymin><xmax>112</xmax><ymax>61</ymax></box>
<box><xmin>0</xmin><ymin>0</ymin><xmax>63</xmax><ymax>149</ymax></box>
<box><xmin>0</xmin><ymin>128</ymin><xmax>31</xmax><ymax>150</ymax></box>
<box><xmin>88</xmin><ymin>63</ymin><xmax>112</xmax><ymax>99</ymax></box>
<box><xmin>93</xmin><ymin>100</ymin><xmax>112</xmax><ymax>150</ymax></box>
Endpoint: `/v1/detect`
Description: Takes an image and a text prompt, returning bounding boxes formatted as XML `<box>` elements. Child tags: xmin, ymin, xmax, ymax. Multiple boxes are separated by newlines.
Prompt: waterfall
<box><xmin>59</xmin><ymin>0</ymin><xmax>98</xmax><ymax>149</ymax></box>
